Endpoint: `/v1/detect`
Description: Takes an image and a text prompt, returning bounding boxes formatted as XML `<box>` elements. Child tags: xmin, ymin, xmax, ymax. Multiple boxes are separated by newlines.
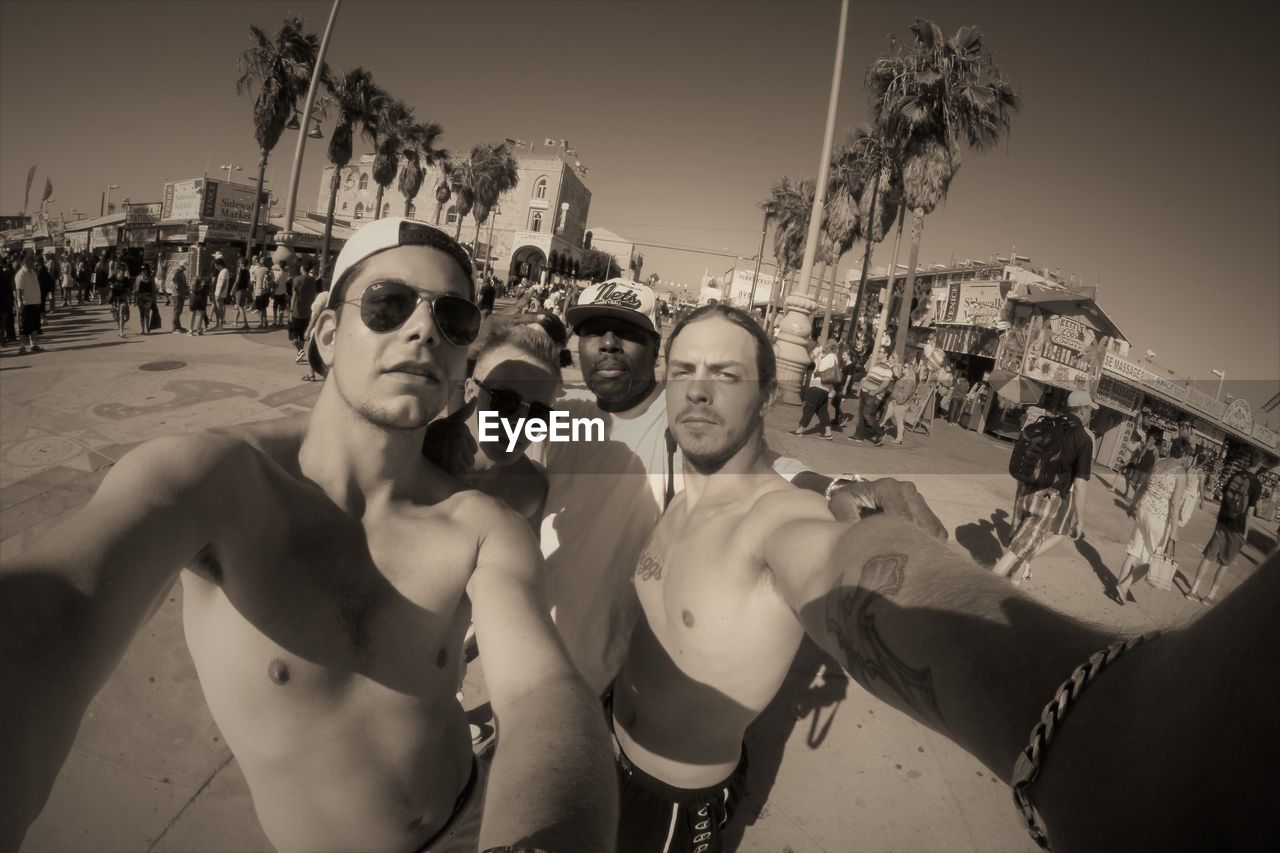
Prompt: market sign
<box><xmin>937</xmin><ymin>281</ymin><xmax>1003</xmax><ymax>328</ymax></box>
<box><xmin>162</xmin><ymin>179</ymin><xmax>203</xmax><ymax>221</ymax></box>
<box><xmin>1223</xmin><ymin>398</ymin><xmax>1253</xmax><ymax>434</ymax></box>
<box><xmin>202</xmin><ymin>180</ymin><xmax>268</xmax><ymax>223</ymax></box>
<box><xmin>1095</xmin><ymin>374</ymin><xmax>1142</xmax><ymax>415</ymax></box>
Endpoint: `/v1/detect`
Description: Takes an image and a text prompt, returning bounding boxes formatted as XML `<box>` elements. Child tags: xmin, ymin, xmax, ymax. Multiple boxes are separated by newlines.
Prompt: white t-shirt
<box><xmin>536</xmin><ymin>384</ymin><xmax>811</xmax><ymax>693</ymax></box>
<box><xmin>215</xmin><ymin>268</ymin><xmax>231</xmax><ymax>299</ymax></box>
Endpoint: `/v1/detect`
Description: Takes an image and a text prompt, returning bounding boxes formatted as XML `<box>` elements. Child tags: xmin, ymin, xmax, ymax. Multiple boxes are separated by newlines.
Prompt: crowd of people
<box><xmin>2</xmin><ymin>220</ymin><xmax>1276</xmax><ymax>852</ymax></box>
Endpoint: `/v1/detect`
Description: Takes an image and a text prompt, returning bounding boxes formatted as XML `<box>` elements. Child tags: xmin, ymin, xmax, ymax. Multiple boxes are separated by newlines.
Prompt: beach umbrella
<box><xmin>990</xmin><ymin>369</ymin><xmax>1043</xmax><ymax>405</ymax></box>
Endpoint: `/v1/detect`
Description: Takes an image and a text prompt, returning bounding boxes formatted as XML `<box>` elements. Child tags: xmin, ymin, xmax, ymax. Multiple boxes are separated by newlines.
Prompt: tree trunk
<box><xmin>819</xmin><ymin>258</ymin><xmax>840</xmax><ymax>345</ymax></box>
<box><xmin>244</xmin><ymin>152</ymin><xmax>270</xmax><ymax>263</ymax></box>
<box><xmin>846</xmin><ymin>166</ymin><xmax>882</xmax><ymax>356</ymax></box>
<box><xmin>474</xmin><ymin>216</ymin><xmax>484</xmax><ymax>264</ymax></box>
<box><xmin>485</xmin><ymin>216</ymin><xmax>497</xmax><ymax>278</ymax></box>
<box><xmin>434</xmin><ymin>201</ymin><xmax>444</xmax><ymax>226</ymax></box>
<box><xmin>403</xmin><ymin>195</ymin><xmax>413</xmax><ymax>218</ymax></box>
<box><xmin>893</xmin><ymin>207</ymin><xmax>926</xmax><ymax>363</ymax></box>
<box><xmin>872</xmin><ymin>212</ymin><xmax>906</xmax><ymax>359</ymax></box>
<box><xmin>373</xmin><ymin>185</ymin><xmax>385</xmax><ymax>220</ymax></box>
<box><xmin>454</xmin><ymin>214</ymin><xmax>463</xmax><ymax>240</ymax></box>
<box><xmin>320</xmin><ymin>165</ymin><xmax>340</xmax><ymax>279</ymax></box>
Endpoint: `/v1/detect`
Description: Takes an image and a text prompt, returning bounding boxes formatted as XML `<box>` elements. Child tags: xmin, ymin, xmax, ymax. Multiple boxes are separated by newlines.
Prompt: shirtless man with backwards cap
<box><xmin>1</xmin><ymin>218</ymin><xmax>616</xmax><ymax>852</ymax></box>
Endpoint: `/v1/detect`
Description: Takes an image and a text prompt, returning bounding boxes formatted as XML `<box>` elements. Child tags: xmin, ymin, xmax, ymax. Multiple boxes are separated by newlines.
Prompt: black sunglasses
<box><xmin>477</xmin><ymin>380</ymin><xmax>553</xmax><ymax>426</ymax></box>
<box><xmin>339</xmin><ymin>281</ymin><xmax>481</xmax><ymax>347</ymax></box>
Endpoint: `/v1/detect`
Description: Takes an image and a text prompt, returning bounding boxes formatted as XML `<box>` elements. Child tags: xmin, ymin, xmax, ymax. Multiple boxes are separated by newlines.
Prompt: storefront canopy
<box><xmin>1007</xmin><ymin>283</ymin><xmax>1127</xmax><ymax>341</ymax></box>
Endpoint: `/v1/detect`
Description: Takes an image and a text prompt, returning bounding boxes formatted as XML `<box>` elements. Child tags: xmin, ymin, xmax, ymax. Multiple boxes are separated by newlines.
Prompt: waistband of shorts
<box><xmin>612</xmin><ymin>731</ymin><xmax>747</xmax><ymax>804</ymax></box>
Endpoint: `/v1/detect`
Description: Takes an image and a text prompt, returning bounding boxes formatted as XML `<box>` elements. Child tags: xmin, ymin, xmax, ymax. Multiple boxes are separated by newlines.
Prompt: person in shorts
<box><xmin>287</xmin><ymin>257</ymin><xmax>317</xmax><ymax>354</ymax></box>
<box><xmin>1187</xmin><ymin>450</ymin><xmax>1264</xmax><ymax>605</ymax></box>
<box><xmin>231</xmin><ymin>257</ymin><xmax>252</xmax><ymax>329</ymax></box>
<box><xmin>14</xmin><ymin>251</ymin><xmax>45</xmax><ymax>353</ymax></box>
<box><xmin>272</xmin><ymin>258</ymin><xmax>290</xmax><ymax>326</ymax></box>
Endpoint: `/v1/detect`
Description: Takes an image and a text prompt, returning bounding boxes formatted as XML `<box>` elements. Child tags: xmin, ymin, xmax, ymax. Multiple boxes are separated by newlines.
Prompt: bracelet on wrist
<box><xmin>1010</xmin><ymin>632</ymin><xmax>1157</xmax><ymax>849</ymax></box>
<box><xmin>824</xmin><ymin>473</ymin><xmax>866</xmax><ymax>502</ymax></box>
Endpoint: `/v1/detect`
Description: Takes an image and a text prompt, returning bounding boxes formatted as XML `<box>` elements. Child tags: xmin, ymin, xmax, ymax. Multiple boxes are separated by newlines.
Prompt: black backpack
<box><xmin>1220</xmin><ymin>471</ymin><xmax>1252</xmax><ymax>520</ymax></box>
<box><xmin>1010</xmin><ymin>415</ymin><xmax>1074</xmax><ymax>491</ymax></box>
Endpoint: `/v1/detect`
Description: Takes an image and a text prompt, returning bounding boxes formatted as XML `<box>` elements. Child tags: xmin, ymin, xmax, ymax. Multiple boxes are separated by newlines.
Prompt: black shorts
<box><xmin>253</xmin><ymin>294</ymin><xmax>271</xmax><ymax>312</ymax></box>
<box><xmin>1203</xmin><ymin>524</ymin><xmax>1245</xmax><ymax>565</ymax></box>
<box><xmin>272</xmin><ymin>292</ymin><xmax>288</xmax><ymax>309</ymax></box>
<box><xmin>19</xmin><ymin>304</ymin><xmax>42</xmax><ymax>335</ymax></box>
<box><xmin>614</xmin><ymin>739</ymin><xmax>748</xmax><ymax>853</ymax></box>
<box><xmin>288</xmin><ymin>316</ymin><xmax>309</xmax><ymax>340</ymax></box>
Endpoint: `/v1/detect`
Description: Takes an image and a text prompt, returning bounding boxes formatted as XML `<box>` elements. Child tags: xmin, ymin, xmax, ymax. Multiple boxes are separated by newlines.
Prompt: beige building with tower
<box><xmin>315</xmin><ymin>137</ymin><xmax>593</xmax><ymax>282</ymax></box>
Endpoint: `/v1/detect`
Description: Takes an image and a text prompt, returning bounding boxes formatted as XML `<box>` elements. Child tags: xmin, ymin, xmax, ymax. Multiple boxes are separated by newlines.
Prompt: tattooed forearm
<box><xmin>824</xmin><ymin>552</ymin><xmax>947</xmax><ymax>731</ymax></box>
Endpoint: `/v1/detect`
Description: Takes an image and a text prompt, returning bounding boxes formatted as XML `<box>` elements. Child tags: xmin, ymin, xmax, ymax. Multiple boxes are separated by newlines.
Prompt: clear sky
<box><xmin>2</xmin><ymin>0</ymin><xmax>1276</xmax><ymax>410</ymax></box>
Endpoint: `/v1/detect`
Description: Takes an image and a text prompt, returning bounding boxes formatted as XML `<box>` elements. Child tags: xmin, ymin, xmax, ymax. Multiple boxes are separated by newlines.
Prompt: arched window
<box><xmin>382</xmin><ymin>203</ymin><xmax>391</xmax><ymax>218</ymax></box>
<box><xmin>530</xmin><ymin>211</ymin><xmax>542</xmax><ymax>232</ymax></box>
<box><xmin>358</xmin><ymin>173</ymin><xmax>369</xmax><ymax>190</ymax></box>
<box><xmin>354</xmin><ymin>202</ymin><xmax>365</xmax><ymax>219</ymax></box>
<box><xmin>446</xmin><ymin>205</ymin><xmax>459</xmax><ymax>225</ymax></box>
<box><xmin>406</xmin><ymin>203</ymin><xmax>416</xmax><ymax>218</ymax></box>
<box><xmin>533</xmin><ymin>177</ymin><xmax>548</xmax><ymax>200</ymax></box>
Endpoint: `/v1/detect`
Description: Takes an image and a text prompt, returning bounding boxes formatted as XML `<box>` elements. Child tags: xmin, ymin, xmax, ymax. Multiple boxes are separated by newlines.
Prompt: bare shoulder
<box><xmin>748</xmin><ymin>480</ymin><xmax>834</xmax><ymax>530</ymax></box>
<box><xmin>106</xmin><ymin>431</ymin><xmax>254</xmax><ymax>499</ymax></box>
<box><xmin>443</xmin><ymin>487</ymin><xmax>533</xmax><ymax>543</ymax></box>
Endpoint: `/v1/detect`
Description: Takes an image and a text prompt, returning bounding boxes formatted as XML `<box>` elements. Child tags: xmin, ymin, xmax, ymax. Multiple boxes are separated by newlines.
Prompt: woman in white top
<box><xmin>1113</xmin><ymin>436</ymin><xmax>1192</xmax><ymax>605</ymax></box>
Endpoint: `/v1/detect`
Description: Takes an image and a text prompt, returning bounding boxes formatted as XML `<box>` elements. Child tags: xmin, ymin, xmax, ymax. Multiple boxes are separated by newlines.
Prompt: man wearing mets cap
<box><xmin>1</xmin><ymin>217</ymin><xmax>617</xmax><ymax>852</ymax></box>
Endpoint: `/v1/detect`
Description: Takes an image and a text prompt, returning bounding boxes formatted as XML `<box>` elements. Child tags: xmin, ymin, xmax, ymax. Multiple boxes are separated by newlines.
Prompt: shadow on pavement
<box><xmin>954</xmin><ymin>509</ymin><xmax>1012</xmax><ymax>568</ymax></box>
<box><xmin>725</xmin><ymin>635</ymin><xmax>846</xmax><ymax>851</ymax></box>
<box><xmin>1073</xmin><ymin>536</ymin><xmax>1119</xmax><ymax>594</ymax></box>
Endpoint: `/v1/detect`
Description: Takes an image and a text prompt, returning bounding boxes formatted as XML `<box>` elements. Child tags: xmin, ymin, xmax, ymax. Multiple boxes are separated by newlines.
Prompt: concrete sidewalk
<box><xmin>4</xmin><ymin>303</ymin><xmax>1273</xmax><ymax>852</ymax></box>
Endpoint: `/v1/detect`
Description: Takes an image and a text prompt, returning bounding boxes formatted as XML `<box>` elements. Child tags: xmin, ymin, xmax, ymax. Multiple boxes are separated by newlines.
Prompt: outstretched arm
<box><xmin>0</xmin><ymin>435</ymin><xmax>230</xmax><ymax>848</ymax></box>
<box><xmin>467</xmin><ymin>499</ymin><xmax>616</xmax><ymax>852</ymax></box>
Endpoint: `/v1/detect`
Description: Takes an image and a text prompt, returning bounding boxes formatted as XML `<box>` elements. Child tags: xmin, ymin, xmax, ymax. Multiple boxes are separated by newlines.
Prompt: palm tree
<box><xmin>448</xmin><ymin>158</ymin><xmax>476</xmax><ymax>240</ymax></box>
<box><xmin>397</xmin><ymin>121</ymin><xmax>448</xmax><ymax>218</ymax></box>
<box><xmin>236</xmin><ymin>14</ymin><xmax>322</xmax><ymax>262</ymax></box>
<box><xmin>759</xmin><ymin>176</ymin><xmax>813</xmax><ymax>328</ymax></box>
<box><xmin>834</xmin><ymin>125</ymin><xmax>901</xmax><ymax>350</ymax></box>
<box><xmin>432</xmin><ymin>161</ymin><xmax>454</xmax><ymax>226</ymax></box>
<box><xmin>869</xmin><ymin>19</ymin><xmax>1020</xmax><ymax>360</ymax></box>
<box><xmin>319</xmin><ymin>66</ymin><xmax>384</xmax><ymax>274</ymax></box>
<box><xmin>370</xmin><ymin>98</ymin><xmax>414</xmax><ymax>220</ymax></box>
<box><xmin>466</xmin><ymin>142</ymin><xmax>520</xmax><ymax>273</ymax></box>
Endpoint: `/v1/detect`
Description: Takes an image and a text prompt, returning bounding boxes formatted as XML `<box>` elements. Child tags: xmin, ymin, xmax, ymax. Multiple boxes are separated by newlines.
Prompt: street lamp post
<box><xmin>101</xmin><ymin>184</ymin><xmax>119</xmax><ymax>216</ymax></box>
<box><xmin>1212</xmin><ymin>368</ymin><xmax>1226</xmax><ymax>401</ymax></box>
<box><xmin>276</xmin><ymin>0</ymin><xmax>341</xmax><ymax>271</ymax></box>
<box><xmin>219</xmin><ymin>164</ymin><xmax>244</xmax><ymax>183</ymax></box>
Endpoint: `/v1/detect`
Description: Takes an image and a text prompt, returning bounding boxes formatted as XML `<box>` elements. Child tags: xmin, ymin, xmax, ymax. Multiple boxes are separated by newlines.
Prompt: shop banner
<box><xmin>1019</xmin><ymin>313</ymin><xmax>1105</xmax><ymax>391</ymax></box>
<box><xmin>1184</xmin><ymin>386</ymin><xmax>1226</xmax><ymax>419</ymax></box>
<box><xmin>935</xmin><ymin>324</ymin><xmax>999</xmax><ymax>358</ymax></box>
<box><xmin>202</xmin><ymin>180</ymin><xmax>268</xmax><ymax>223</ymax></box>
<box><xmin>125</xmin><ymin>203</ymin><xmax>161</xmax><ymax>226</ymax></box>
<box><xmin>123</xmin><ymin>227</ymin><xmax>159</xmax><ymax>246</ymax></box>
<box><xmin>937</xmin><ymin>281</ymin><xmax>1003</xmax><ymax>328</ymax></box>
<box><xmin>162</xmin><ymin>179</ymin><xmax>203</xmax><ymax>221</ymax></box>
<box><xmin>66</xmin><ymin>231</ymin><xmax>89</xmax><ymax>250</ymax></box>
<box><xmin>197</xmin><ymin>222</ymin><xmax>250</xmax><ymax>242</ymax></box>
<box><xmin>1252</xmin><ymin>423</ymin><xmax>1278</xmax><ymax>450</ymax></box>
<box><xmin>1095</xmin><ymin>374</ymin><xmax>1142</xmax><ymax>415</ymax></box>
<box><xmin>89</xmin><ymin>225</ymin><xmax>119</xmax><ymax>248</ymax></box>
<box><xmin>1146</xmin><ymin>373</ymin><xmax>1188</xmax><ymax>402</ymax></box>
<box><xmin>1103</xmin><ymin>352</ymin><xmax>1152</xmax><ymax>384</ymax></box>
<box><xmin>995</xmin><ymin>319</ymin><xmax>1029</xmax><ymax>374</ymax></box>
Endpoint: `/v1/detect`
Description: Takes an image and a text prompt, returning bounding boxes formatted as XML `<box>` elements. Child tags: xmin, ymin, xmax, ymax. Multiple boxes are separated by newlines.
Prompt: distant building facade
<box><xmin>316</xmin><ymin>137</ymin><xmax>593</xmax><ymax>282</ymax></box>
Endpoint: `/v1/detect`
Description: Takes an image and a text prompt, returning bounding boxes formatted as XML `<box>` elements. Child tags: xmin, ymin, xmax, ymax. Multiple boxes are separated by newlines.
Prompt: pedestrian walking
<box><xmin>37</xmin><ymin>255</ymin><xmax>56</xmax><ymax>315</ymax></box>
<box><xmin>881</xmin><ymin>356</ymin><xmax>918</xmax><ymax>444</ymax></box>
<box><xmin>170</xmin><ymin>262</ymin><xmax>189</xmax><ymax>333</ymax></box>
<box><xmin>251</xmin><ymin>255</ymin><xmax>272</xmax><ymax>328</ymax></box>
<box><xmin>287</xmin><ymin>257</ymin><xmax>317</xmax><ymax>356</ymax></box>
<box><xmin>948</xmin><ymin>369</ymin><xmax>970</xmax><ymax>423</ymax></box>
<box><xmin>791</xmin><ymin>342</ymin><xmax>839</xmax><ymax>440</ymax></box>
<box><xmin>1186</xmin><ymin>450</ymin><xmax>1264</xmax><ymax>605</ymax></box>
<box><xmin>134</xmin><ymin>265</ymin><xmax>156</xmax><ymax>335</ymax></box>
<box><xmin>76</xmin><ymin>258</ymin><xmax>92</xmax><ymax>305</ymax></box>
<box><xmin>231</xmin><ymin>257</ymin><xmax>251</xmax><ymax>329</ymax></box>
<box><xmin>1126</xmin><ymin>435</ymin><xmax>1157</xmax><ymax>509</ymax></box>
<box><xmin>1113</xmin><ymin>437</ymin><xmax>1191</xmax><ymax>604</ymax></box>
<box><xmin>188</xmin><ymin>273</ymin><xmax>209</xmax><ymax>335</ymax></box>
<box><xmin>210</xmin><ymin>254</ymin><xmax>231</xmax><ymax>330</ymax></box>
<box><xmin>94</xmin><ymin>256</ymin><xmax>110</xmax><ymax>304</ymax></box>
<box><xmin>59</xmin><ymin>258</ymin><xmax>75</xmax><ymax>308</ymax></box>
<box><xmin>108</xmin><ymin>261</ymin><xmax>132</xmax><ymax>337</ymax></box>
<box><xmin>271</xmin><ymin>259</ymin><xmax>289</xmax><ymax>326</ymax></box>
<box><xmin>0</xmin><ymin>256</ymin><xmax>17</xmax><ymax>345</ymax></box>
<box><xmin>851</xmin><ymin>345</ymin><xmax>898</xmax><ymax>446</ymax></box>
<box><xmin>14</xmin><ymin>251</ymin><xmax>46</xmax><ymax>353</ymax></box>
<box><xmin>992</xmin><ymin>390</ymin><xmax>1097</xmax><ymax>581</ymax></box>
<box><xmin>478</xmin><ymin>276</ymin><xmax>496</xmax><ymax>317</ymax></box>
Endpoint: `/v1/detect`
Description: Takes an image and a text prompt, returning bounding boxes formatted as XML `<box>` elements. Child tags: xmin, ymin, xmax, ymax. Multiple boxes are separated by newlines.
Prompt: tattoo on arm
<box><xmin>824</xmin><ymin>553</ymin><xmax>947</xmax><ymax>731</ymax></box>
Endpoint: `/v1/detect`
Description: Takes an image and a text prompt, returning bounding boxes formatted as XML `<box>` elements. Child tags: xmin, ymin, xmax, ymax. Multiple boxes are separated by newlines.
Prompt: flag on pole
<box><xmin>23</xmin><ymin>165</ymin><xmax>37</xmax><ymax>213</ymax></box>
<box><xmin>42</xmin><ymin>178</ymin><xmax>53</xmax><ymax>203</ymax></box>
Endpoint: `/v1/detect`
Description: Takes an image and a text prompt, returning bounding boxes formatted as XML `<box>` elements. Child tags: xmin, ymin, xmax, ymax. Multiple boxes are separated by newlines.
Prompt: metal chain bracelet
<box><xmin>1010</xmin><ymin>632</ymin><xmax>1157</xmax><ymax>850</ymax></box>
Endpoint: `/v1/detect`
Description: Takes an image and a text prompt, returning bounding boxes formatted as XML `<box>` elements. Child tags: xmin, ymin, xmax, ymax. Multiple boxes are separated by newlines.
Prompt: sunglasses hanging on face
<box><xmin>339</xmin><ymin>281</ymin><xmax>482</xmax><ymax>347</ymax></box>
<box><xmin>476</xmin><ymin>380</ymin><xmax>553</xmax><ymax>426</ymax></box>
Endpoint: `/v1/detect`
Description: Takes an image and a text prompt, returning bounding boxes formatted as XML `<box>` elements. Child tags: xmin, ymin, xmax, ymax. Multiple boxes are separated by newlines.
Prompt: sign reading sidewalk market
<box><xmin>937</xmin><ymin>280</ymin><xmax>1003</xmax><ymax>328</ymax></box>
<box><xmin>162</xmin><ymin>178</ymin><xmax>267</xmax><ymax>224</ymax></box>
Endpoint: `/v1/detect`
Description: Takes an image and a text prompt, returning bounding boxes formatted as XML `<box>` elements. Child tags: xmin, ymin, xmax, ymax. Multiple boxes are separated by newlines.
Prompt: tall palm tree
<box><xmin>448</xmin><ymin>158</ymin><xmax>476</xmax><ymax>240</ymax></box>
<box><xmin>870</xmin><ymin>19</ymin><xmax>1020</xmax><ymax>360</ymax></box>
<box><xmin>397</xmin><ymin>121</ymin><xmax>448</xmax><ymax>218</ymax></box>
<box><xmin>432</xmin><ymin>160</ymin><xmax>454</xmax><ymax>226</ymax></box>
<box><xmin>370</xmin><ymin>98</ymin><xmax>414</xmax><ymax>220</ymax></box>
<box><xmin>466</xmin><ymin>142</ymin><xmax>520</xmax><ymax>272</ymax></box>
<box><xmin>835</xmin><ymin>125</ymin><xmax>901</xmax><ymax>350</ymax></box>
<box><xmin>236</xmin><ymin>14</ymin><xmax>322</xmax><ymax>262</ymax></box>
<box><xmin>759</xmin><ymin>176</ymin><xmax>813</xmax><ymax>328</ymax></box>
<box><xmin>319</xmin><ymin>66</ymin><xmax>384</xmax><ymax>274</ymax></box>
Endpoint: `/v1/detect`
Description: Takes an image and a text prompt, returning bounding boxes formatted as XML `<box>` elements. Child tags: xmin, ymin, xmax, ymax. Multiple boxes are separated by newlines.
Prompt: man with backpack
<box><xmin>992</xmin><ymin>390</ymin><xmax>1097</xmax><ymax>580</ymax></box>
<box><xmin>1186</xmin><ymin>450</ymin><xmax>1264</xmax><ymax>605</ymax></box>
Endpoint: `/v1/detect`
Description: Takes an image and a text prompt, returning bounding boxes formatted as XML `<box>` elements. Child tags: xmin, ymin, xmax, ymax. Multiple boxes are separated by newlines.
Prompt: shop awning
<box><xmin>1008</xmin><ymin>283</ymin><xmax>1127</xmax><ymax>341</ymax></box>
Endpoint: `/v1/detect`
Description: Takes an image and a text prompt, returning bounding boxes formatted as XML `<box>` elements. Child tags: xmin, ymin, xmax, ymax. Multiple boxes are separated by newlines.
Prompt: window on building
<box><xmin>534</xmin><ymin>177</ymin><xmax>548</xmax><ymax>200</ymax></box>
<box><xmin>530</xmin><ymin>211</ymin><xmax>542</xmax><ymax>232</ymax></box>
<box><xmin>406</xmin><ymin>203</ymin><xmax>416</xmax><ymax>218</ymax></box>
<box><xmin>354</xmin><ymin>202</ymin><xmax>364</xmax><ymax>219</ymax></box>
<box><xmin>359</xmin><ymin>173</ymin><xmax>369</xmax><ymax>190</ymax></box>
<box><xmin>382</xmin><ymin>203</ymin><xmax>390</xmax><ymax>218</ymax></box>
<box><xmin>446</xmin><ymin>205</ymin><xmax>458</xmax><ymax>225</ymax></box>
